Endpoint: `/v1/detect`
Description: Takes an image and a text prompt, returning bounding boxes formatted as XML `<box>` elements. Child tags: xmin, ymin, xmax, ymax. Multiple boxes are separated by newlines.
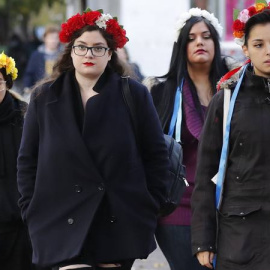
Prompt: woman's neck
<box><xmin>187</xmin><ymin>64</ymin><xmax>212</xmax><ymax>107</ymax></box>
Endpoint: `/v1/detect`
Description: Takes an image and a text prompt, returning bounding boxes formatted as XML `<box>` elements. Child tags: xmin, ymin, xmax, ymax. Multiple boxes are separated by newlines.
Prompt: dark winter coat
<box><xmin>17</xmin><ymin>69</ymin><xmax>169</xmax><ymax>267</ymax></box>
<box><xmin>0</xmin><ymin>91</ymin><xmax>34</xmax><ymax>268</ymax></box>
<box><xmin>191</xmin><ymin>66</ymin><xmax>270</xmax><ymax>269</ymax></box>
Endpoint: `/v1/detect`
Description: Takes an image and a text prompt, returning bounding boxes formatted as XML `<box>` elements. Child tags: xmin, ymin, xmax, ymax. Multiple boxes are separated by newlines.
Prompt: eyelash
<box><xmin>188</xmin><ymin>36</ymin><xmax>211</xmax><ymax>41</ymax></box>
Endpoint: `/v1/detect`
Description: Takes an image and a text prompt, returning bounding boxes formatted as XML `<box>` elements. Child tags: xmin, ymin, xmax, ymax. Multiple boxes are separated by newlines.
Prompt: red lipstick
<box><xmin>84</xmin><ymin>62</ymin><xmax>94</xmax><ymax>66</ymax></box>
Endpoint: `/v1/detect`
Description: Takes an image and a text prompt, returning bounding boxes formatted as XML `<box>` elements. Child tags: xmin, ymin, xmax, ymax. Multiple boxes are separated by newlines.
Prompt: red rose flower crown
<box><xmin>59</xmin><ymin>8</ymin><xmax>128</xmax><ymax>49</ymax></box>
<box><xmin>233</xmin><ymin>0</ymin><xmax>270</xmax><ymax>46</ymax></box>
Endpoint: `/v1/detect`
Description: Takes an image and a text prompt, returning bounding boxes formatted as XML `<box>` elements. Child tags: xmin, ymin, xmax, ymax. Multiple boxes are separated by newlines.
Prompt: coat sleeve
<box><xmin>191</xmin><ymin>90</ymin><xmax>224</xmax><ymax>255</ymax></box>
<box><xmin>130</xmin><ymin>81</ymin><xmax>170</xmax><ymax>207</ymax></box>
<box><xmin>17</xmin><ymin>90</ymin><xmax>40</xmax><ymax>222</ymax></box>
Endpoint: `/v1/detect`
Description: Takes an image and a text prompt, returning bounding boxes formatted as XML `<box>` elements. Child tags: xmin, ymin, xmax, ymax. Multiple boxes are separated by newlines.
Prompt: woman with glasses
<box><xmin>17</xmin><ymin>8</ymin><xmax>169</xmax><ymax>270</ymax></box>
<box><xmin>0</xmin><ymin>52</ymin><xmax>32</xmax><ymax>269</ymax></box>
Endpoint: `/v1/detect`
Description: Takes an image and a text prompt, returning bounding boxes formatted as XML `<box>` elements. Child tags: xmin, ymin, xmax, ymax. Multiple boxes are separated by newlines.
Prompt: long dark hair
<box><xmin>244</xmin><ymin>9</ymin><xmax>270</xmax><ymax>46</ymax></box>
<box><xmin>156</xmin><ymin>16</ymin><xmax>227</xmax><ymax>129</ymax></box>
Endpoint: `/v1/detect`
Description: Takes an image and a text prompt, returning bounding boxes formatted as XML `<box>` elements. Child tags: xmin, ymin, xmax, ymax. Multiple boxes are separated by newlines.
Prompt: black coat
<box><xmin>17</xmin><ymin>69</ymin><xmax>169</xmax><ymax>267</ymax></box>
<box><xmin>191</xmin><ymin>67</ymin><xmax>270</xmax><ymax>269</ymax></box>
<box><xmin>0</xmin><ymin>91</ymin><xmax>35</xmax><ymax>269</ymax></box>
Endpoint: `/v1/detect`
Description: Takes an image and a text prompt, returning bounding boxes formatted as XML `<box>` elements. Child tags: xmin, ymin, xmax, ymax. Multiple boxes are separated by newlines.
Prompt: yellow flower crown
<box><xmin>0</xmin><ymin>51</ymin><xmax>18</xmax><ymax>81</ymax></box>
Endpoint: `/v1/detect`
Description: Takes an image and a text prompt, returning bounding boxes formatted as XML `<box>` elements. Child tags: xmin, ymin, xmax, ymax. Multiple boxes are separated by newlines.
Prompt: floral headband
<box><xmin>175</xmin><ymin>8</ymin><xmax>223</xmax><ymax>42</ymax></box>
<box><xmin>233</xmin><ymin>0</ymin><xmax>270</xmax><ymax>46</ymax></box>
<box><xmin>59</xmin><ymin>8</ymin><xmax>128</xmax><ymax>49</ymax></box>
<box><xmin>0</xmin><ymin>52</ymin><xmax>18</xmax><ymax>81</ymax></box>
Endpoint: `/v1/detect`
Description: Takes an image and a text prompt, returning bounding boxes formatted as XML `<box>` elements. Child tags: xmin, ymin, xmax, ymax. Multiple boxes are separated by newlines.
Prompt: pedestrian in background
<box><xmin>144</xmin><ymin>8</ymin><xmax>238</xmax><ymax>270</ymax></box>
<box><xmin>192</xmin><ymin>2</ymin><xmax>270</xmax><ymax>269</ymax></box>
<box><xmin>23</xmin><ymin>25</ymin><xmax>62</xmax><ymax>93</ymax></box>
<box><xmin>117</xmin><ymin>47</ymin><xmax>144</xmax><ymax>82</ymax></box>
<box><xmin>17</xmin><ymin>8</ymin><xmax>169</xmax><ymax>270</ymax></box>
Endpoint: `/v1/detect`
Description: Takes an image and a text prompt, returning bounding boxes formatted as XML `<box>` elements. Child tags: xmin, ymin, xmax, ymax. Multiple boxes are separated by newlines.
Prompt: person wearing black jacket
<box><xmin>17</xmin><ymin>8</ymin><xmax>169</xmax><ymax>270</ymax></box>
<box><xmin>0</xmin><ymin>52</ymin><xmax>32</xmax><ymax>269</ymax></box>
<box><xmin>191</xmin><ymin>4</ymin><xmax>270</xmax><ymax>270</ymax></box>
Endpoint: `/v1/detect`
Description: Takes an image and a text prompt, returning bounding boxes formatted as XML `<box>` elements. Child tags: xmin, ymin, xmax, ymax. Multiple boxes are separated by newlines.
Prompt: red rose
<box><xmin>59</xmin><ymin>23</ymin><xmax>70</xmax><ymax>43</ymax></box>
<box><xmin>233</xmin><ymin>19</ymin><xmax>245</xmax><ymax>32</ymax></box>
<box><xmin>83</xmin><ymin>11</ymin><xmax>101</xmax><ymax>25</ymax></box>
<box><xmin>66</xmin><ymin>13</ymin><xmax>85</xmax><ymax>34</ymax></box>
<box><xmin>247</xmin><ymin>6</ymin><xmax>257</xmax><ymax>16</ymax></box>
<box><xmin>106</xmin><ymin>19</ymin><xmax>128</xmax><ymax>48</ymax></box>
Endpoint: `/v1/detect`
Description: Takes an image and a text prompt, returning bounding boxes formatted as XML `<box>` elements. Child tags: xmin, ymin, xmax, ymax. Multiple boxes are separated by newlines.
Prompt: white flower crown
<box><xmin>175</xmin><ymin>8</ymin><xmax>223</xmax><ymax>42</ymax></box>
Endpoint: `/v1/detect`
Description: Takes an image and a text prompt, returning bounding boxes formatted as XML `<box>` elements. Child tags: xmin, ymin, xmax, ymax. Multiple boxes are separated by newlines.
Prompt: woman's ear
<box><xmin>242</xmin><ymin>45</ymin><xmax>249</xmax><ymax>58</ymax></box>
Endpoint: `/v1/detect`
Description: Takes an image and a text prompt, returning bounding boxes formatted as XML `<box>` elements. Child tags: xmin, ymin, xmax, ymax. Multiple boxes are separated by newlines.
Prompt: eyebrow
<box><xmin>75</xmin><ymin>40</ymin><xmax>106</xmax><ymax>46</ymax></box>
<box><xmin>189</xmin><ymin>31</ymin><xmax>211</xmax><ymax>35</ymax></box>
<box><xmin>251</xmin><ymin>39</ymin><xmax>263</xmax><ymax>42</ymax></box>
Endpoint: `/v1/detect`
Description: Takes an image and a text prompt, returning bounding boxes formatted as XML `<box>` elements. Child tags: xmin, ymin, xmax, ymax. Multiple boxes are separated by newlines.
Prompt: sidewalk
<box><xmin>132</xmin><ymin>246</ymin><xmax>170</xmax><ymax>270</ymax></box>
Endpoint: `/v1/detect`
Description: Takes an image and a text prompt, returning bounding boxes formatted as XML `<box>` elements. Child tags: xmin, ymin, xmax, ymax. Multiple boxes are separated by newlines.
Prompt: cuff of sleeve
<box><xmin>192</xmin><ymin>245</ymin><xmax>216</xmax><ymax>256</ymax></box>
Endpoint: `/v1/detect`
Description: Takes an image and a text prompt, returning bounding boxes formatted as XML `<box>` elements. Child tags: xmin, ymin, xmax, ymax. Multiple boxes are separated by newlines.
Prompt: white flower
<box><xmin>95</xmin><ymin>13</ymin><xmax>113</xmax><ymax>29</ymax></box>
<box><xmin>175</xmin><ymin>8</ymin><xmax>223</xmax><ymax>42</ymax></box>
<box><xmin>234</xmin><ymin>37</ymin><xmax>245</xmax><ymax>46</ymax></box>
<box><xmin>189</xmin><ymin>7</ymin><xmax>203</xmax><ymax>17</ymax></box>
<box><xmin>238</xmin><ymin>9</ymin><xmax>250</xmax><ymax>23</ymax></box>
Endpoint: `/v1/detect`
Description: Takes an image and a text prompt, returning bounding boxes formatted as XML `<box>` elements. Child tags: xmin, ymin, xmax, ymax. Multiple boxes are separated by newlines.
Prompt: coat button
<box><xmin>239</xmin><ymin>142</ymin><xmax>243</xmax><ymax>146</ymax></box>
<box><xmin>98</xmin><ymin>184</ymin><xmax>104</xmax><ymax>191</ymax></box>
<box><xmin>197</xmin><ymin>247</ymin><xmax>201</xmax><ymax>251</ymax></box>
<box><xmin>75</xmin><ymin>185</ymin><xmax>82</xmax><ymax>193</ymax></box>
<box><xmin>110</xmin><ymin>216</ymin><xmax>117</xmax><ymax>223</ymax></box>
<box><xmin>68</xmin><ymin>218</ymin><xmax>74</xmax><ymax>225</ymax></box>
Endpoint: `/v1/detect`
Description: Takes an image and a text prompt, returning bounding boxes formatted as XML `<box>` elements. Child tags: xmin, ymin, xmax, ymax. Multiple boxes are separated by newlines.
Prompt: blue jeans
<box><xmin>155</xmin><ymin>225</ymin><xmax>206</xmax><ymax>270</ymax></box>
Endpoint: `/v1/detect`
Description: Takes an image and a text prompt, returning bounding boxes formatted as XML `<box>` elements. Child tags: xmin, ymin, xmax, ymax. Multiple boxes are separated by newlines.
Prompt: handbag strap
<box><xmin>121</xmin><ymin>76</ymin><xmax>140</xmax><ymax>145</ymax></box>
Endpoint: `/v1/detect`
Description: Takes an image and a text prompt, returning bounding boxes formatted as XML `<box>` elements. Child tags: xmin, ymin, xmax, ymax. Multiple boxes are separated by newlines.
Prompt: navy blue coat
<box><xmin>17</xmin><ymin>69</ymin><xmax>169</xmax><ymax>267</ymax></box>
<box><xmin>23</xmin><ymin>51</ymin><xmax>45</xmax><ymax>88</ymax></box>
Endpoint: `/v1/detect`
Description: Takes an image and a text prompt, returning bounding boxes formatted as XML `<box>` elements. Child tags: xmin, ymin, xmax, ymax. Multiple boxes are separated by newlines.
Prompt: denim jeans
<box><xmin>155</xmin><ymin>225</ymin><xmax>206</xmax><ymax>270</ymax></box>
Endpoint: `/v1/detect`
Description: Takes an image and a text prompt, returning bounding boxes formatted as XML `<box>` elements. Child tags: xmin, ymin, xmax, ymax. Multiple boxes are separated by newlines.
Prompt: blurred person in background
<box><xmin>7</xmin><ymin>33</ymin><xmax>28</xmax><ymax>94</ymax></box>
<box><xmin>23</xmin><ymin>25</ymin><xmax>62</xmax><ymax>94</ymax></box>
<box><xmin>144</xmin><ymin>8</ymin><xmax>239</xmax><ymax>270</ymax></box>
<box><xmin>117</xmin><ymin>47</ymin><xmax>144</xmax><ymax>82</ymax></box>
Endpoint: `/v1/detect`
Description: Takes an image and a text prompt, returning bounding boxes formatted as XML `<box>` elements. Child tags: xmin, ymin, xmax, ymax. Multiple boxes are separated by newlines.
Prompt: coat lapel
<box><xmin>45</xmin><ymin>72</ymin><xmax>104</xmax><ymax>183</ymax></box>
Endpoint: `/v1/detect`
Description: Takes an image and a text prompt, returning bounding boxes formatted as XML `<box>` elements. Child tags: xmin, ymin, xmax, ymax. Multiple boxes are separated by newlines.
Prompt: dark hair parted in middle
<box><xmin>154</xmin><ymin>16</ymin><xmax>228</xmax><ymax>128</ymax></box>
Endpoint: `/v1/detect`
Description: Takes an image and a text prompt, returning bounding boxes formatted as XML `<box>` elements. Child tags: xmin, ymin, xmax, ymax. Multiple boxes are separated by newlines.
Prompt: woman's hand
<box><xmin>196</xmin><ymin>251</ymin><xmax>215</xmax><ymax>269</ymax></box>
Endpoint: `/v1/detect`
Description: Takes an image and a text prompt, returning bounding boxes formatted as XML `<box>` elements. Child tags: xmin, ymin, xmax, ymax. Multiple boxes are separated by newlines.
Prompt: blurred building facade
<box><xmin>65</xmin><ymin>0</ymin><xmax>255</xmax><ymax>76</ymax></box>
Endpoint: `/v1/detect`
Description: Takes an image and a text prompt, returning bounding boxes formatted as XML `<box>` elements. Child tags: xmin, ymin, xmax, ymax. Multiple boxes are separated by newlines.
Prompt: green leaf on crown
<box><xmin>113</xmin><ymin>16</ymin><xmax>118</xmax><ymax>21</ymax></box>
<box><xmin>97</xmin><ymin>9</ymin><xmax>104</xmax><ymax>13</ymax></box>
<box><xmin>84</xmin><ymin>8</ymin><xmax>92</xmax><ymax>13</ymax></box>
<box><xmin>233</xmin><ymin>9</ymin><xmax>240</xmax><ymax>21</ymax></box>
<box><xmin>256</xmin><ymin>0</ymin><xmax>268</xmax><ymax>5</ymax></box>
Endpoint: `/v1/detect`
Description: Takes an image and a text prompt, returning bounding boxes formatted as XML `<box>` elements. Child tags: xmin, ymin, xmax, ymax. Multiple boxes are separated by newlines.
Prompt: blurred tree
<box><xmin>0</xmin><ymin>0</ymin><xmax>65</xmax><ymax>45</ymax></box>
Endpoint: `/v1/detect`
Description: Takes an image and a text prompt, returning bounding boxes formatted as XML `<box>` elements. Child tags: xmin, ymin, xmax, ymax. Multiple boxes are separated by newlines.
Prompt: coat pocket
<box><xmin>217</xmin><ymin>205</ymin><xmax>262</xmax><ymax>265</ymax></box>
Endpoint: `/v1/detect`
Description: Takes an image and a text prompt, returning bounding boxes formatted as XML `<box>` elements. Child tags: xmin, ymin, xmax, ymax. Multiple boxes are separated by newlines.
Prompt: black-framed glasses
<box><xmin>72</xmin><ymin>45</ymin><xmax>110</xmax><ymax>57</ymax></box>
